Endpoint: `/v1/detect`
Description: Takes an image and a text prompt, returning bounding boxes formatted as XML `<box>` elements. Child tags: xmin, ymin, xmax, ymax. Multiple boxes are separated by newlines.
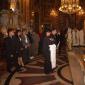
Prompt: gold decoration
<box><xmin>59</xmin><ymin>0</ymin><xmax>82</xmax><ymax>14</ymax></box>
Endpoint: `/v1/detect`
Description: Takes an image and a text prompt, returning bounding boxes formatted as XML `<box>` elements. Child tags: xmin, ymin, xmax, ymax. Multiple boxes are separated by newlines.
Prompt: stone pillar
<box><xmin>25</xmin><ymin>0</ymin><xmax>30</xmax><ymax>24</ymax></box>
<box><xmin>18</xmin><ymin>0</ymin><xmax>30</xmax><ymax>24</ymax></box>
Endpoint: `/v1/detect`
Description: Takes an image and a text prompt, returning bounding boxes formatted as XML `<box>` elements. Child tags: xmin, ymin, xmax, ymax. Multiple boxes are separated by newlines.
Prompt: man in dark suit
<box><xmin>42</xmin><ymin>28</ymin><xmax>56</xmax><ymax>74</ymax></box>
<box><xmin>5</xmin><ymin>29</ymin><xmax>18</xmax><ymax>73</ymax></box>
<box><xmin>51</xmin><ymin>28</ymin><xmax>60</xmax><ymax>46</ymax></box>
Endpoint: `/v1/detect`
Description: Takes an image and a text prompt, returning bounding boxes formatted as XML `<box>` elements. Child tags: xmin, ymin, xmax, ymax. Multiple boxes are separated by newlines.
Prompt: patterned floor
<box><xmin>1</xmin><ymin>53</ymin><xmax>73</xmax><ymax>85</ymax></box>
<box><xmin>68</xmin><ymin>47</ymin><xmax>85</xmax><ymax>85</ymax></box>
<box><xmin>0</xmin><ymin>47</ymin><xmax>85</xmax><ymax>85</ymax></box>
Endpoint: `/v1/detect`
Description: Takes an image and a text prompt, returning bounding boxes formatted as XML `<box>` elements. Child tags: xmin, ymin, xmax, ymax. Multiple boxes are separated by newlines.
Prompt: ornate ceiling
<box><xmin>0</xmin><ymin>0</ymin><xmax>85</xmax><ymax>31</ymax></box>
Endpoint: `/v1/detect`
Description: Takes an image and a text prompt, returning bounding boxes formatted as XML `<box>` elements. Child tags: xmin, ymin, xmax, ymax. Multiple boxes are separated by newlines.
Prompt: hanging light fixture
<box><xmin>10</xmin><ymin>0</ymin><xmax>16</xmax><ymax>11</ymax></box>
<box><xmin>59</xmin><ymin>0</ymin><xmax>82</xmax><ymax>14</ymax></box>
<box><xmin>77</xmin><ymin>9</ymin><xmax>85</xmax><ymax>15</ymax></box>
<box><xmin>50</xmin><ymin>9</ymin><xmax>58</xmax><ymax>17</ymax></box>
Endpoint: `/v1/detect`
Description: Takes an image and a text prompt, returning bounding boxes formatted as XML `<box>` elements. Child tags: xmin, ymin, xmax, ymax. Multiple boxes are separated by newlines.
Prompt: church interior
<box><xmin>0</xmin><ymin>0</ymin><xmax>85</xmax><ymax>85</ymax></box>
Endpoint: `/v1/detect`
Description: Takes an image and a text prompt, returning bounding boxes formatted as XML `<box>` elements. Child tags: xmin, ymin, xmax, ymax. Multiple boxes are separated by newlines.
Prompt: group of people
<box><xmin>67</xmin><ymin>28</ymin><xmax>85</xmax><ymax>50</ymax></box>
<box><xmin>0</xmin><ymin>26</ymin><xmax>67</xmax><ymax>74</ymax></box>
<box><xmin>0</xmin><ymin>28</ymin><xmax>40</xmax><ymax>73</ymax></box>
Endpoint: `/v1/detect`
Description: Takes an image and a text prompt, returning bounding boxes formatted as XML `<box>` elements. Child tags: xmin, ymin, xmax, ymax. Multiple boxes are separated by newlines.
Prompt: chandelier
<box><xmin>59</xmin><ymin>0</ymin><xmax>82</xmax><ymax>14</ymax></box>
<box><xmin>50</xmin><ymin>9</ymin><xmax>58</xmax><ymax>17</ymax></box>
<box><xmin>77</xmin><ymin>9</ymin><xmax>85</xmax><ymax>15</ymax></box>
<box><xmin>10</xmin><ymin>0</ymin><xmax>16</xmax><ymax>11</ymax></box>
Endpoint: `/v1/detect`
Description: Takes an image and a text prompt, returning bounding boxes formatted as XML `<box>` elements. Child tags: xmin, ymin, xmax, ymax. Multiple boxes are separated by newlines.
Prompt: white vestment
<box><xmin>72</xmin><ymin>30</ymin><xmax>79</xmax><ymax>46</ymax></box>
<box><xmin>49</xmin><ymin>44</ymin><xmax>56</xmax><ymax>69</ymax></box>
<box><xmin>79</xmin><ymin>30</ymin><xmax>85</xmax><ymax>46</ymax></box>
<box><xmin>67</xmin><ymin>28</ymin><xmax>72</xmax><ymax>50</ymax></box>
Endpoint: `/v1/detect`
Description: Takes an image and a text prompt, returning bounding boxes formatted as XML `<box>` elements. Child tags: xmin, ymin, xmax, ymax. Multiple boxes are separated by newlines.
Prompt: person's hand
<box><xmin>10</xmin><ymin>54</ymin><xmax>14</xmax><ymax>57</ymax></box>
<box><xmin>25</xmin><ymin>45</ymin><xmax>28</xmax><ymax>48</ymax></box>
<box><xmin>20</xmin><ymin>48</ymin><xmax>23</xmax><ymax>50</ymax></box>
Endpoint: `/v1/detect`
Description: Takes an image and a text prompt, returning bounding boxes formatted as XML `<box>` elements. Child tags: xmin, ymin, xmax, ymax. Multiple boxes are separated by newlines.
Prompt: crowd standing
<box><xmin>0</xmin><ymin>25</ymin><xmax>67</xmax><ymax>74</ymax></box>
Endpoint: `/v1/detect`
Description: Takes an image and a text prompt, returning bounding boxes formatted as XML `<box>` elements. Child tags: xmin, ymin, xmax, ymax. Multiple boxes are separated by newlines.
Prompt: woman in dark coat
<box><xmin>15</xmin><ymin>30</ymin><xmax>24</xmax><ymax>70</ymax></box>
<box><xmin>21</xmin><ymin>29</ymin><xmax>31</xmax><ymax>64</ymax></box>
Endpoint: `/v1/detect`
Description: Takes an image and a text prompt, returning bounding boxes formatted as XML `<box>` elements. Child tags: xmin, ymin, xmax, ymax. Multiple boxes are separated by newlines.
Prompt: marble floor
<box><xmin>0</xmin><ymin>47</ymin><xmax>85</xmax><ymax>85</ymax></box>
<box><xmin>68</xmin><ymin>47</ymin><xmax>85</xmax><ymax>85</ymax></box>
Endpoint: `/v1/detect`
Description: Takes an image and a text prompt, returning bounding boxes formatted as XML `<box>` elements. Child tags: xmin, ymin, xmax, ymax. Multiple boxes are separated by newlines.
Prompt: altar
<box><xmin>0</xmin><ymin>9</ymin><xmax>19</xmax><ymax>29</ymax></box>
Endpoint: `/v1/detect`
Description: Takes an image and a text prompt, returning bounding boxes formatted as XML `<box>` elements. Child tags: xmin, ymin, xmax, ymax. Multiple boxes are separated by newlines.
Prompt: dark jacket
<box><xmin>4</xmin><ymin>36</ymin><xmax>18</xmax><ymax>57</ymax></box>
<box><xmin>27</xmin><ymin>33</ymin><xmax>33</xmax><ymax>44</ymax></box>
<box><xmin>42</xmin><ymin>36</ymin><xmax>55</xmax><ymax>59</ymax></box>
<box><xmin>52</xmin><ymin>34</ymin><xmax>60</xmax><ymax>45</ymax></box>
<box><xmin>15</xmin><ymin>35</ymin><xmax>24</xmax><ymax>57</ymax></box>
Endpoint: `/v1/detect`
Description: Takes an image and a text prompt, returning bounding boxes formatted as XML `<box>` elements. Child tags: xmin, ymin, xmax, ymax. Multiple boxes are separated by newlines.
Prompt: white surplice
<box><xmin>79</xmin><ymin>30</ymin><xmax>85</xmax><ymax>46</ymax></box>
<box><xmin>49</xmin><ymin>44</ymin><xmax>56</xmax><ymax>69</ymax></box>
<box><xmin>67</xmin><ymin>28</ymin><xmax>72</xmax><ymax>50</ymax></box>
<box><xmin>72</xmin><ymin>29</ymin><xmax>79</xmax><ymax>46</ymax></box>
